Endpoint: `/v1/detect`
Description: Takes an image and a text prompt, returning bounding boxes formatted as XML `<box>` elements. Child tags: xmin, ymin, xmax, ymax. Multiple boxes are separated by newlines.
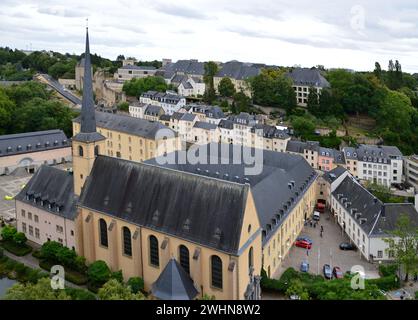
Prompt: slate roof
<box><xmin>79</xmin><ymin>155</ymin><xmax>250</xmax><ymax>255</ymax></box>
<box><xmin>218</xmin><ymin>119</ymin><xmax>234</xmax><ymax>130</ymax></box>
<box><xmin>333</xmin><ymin>150</ymin><xmax>346</xmax><ymax>164</ymax></box>
<box><xmin>119</xmin><ymin>65</ymin><xmax>156</xmax><ymax>70</ymax></box>
<box><xmin>286</xmin><ymin>140</ymin><xmax>307</xmax><ymax>154</ymax></box>
<box><xmin>371</xmin><ymin>203</ymin><xmax>418</xmax><ymax>237</ymax></box>
<box><xmin>15</xmin><ymin>165</ymin><xmax>77</xmax><ymax>220</ymax></box>
<box><xmin>73</xmin><ymin>28</ymin><xmax>104</xmax><ymax>143</ymax></box>
<box><xmin>0</xmin><ymin>130</ymin><xmax>70</xmax><ymax>157</ymax></box>
<box><xmin>144</xmin><ymin>105</ymin><xmax>164</xmax><ymax>116</ymax></box>
<box><xmin>332</xmin><ymin>175</ymin><xmax>383</xmax><ymax>235</ymax></box>
<box><xmin>250</xmin><ymin>124</ymin><xmax>289</xmax><ymax>139</ymax></box>
<box><xmin>146</xmin><ymin>143</ymin><xmax>317</xmax><ymax>245</ymax></box>
<box><xmin>322</xmin><ymin>166</ymin><xmax>347</xmax><ymax>184</ymax></box>
<box><xmin>161</xmin><ymin>60</ymin><xmax>205</xmax><ymax>79</ymax></box>
<box><xmin>332</xmin><ymin>175</ymin><xmax>418</xmax><ymax>237</ymax></box>
<box><xmin>152</xmin><ymin>258</ymin><xmax>198</xmax><ymax>300</ymax></box>
<box><xmin>159</xmin><ymin>114</ymin><xmax>172</xmax><ymax>122</ymax></box>
<box><xmin>193</xmin><ymin>122</ymin><xmax>218</xmax><ymax>130</ymax></box>
<box><xmin>355</xmin><ymin>144</ymin><xmax>402</xmax><ymax>164</ymax></box>
<box><xmin>287</xmin><ymin>68</ymin><xmax>330</xmax><ymax>88</ymax></box>
<box><xmin>216</xmin><ymin>61</ymin><xmax>261</xmax><ymax>80</ymax></box>
<box><xmin>180</xmin><ymin>113</ymin><xmax>196</xmax><ymax>122</ymax></box>
<box><xmin>74</xmin><ymin>111</ymin><xmax>177</xmax><ymax>139</ymax></box>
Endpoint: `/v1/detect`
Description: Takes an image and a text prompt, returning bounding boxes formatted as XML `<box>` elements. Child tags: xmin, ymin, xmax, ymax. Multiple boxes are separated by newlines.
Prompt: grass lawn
<box><xmin>0</xmin><ymin>240</ymin><xmax>32</xmax><ymax>256</ymax></box>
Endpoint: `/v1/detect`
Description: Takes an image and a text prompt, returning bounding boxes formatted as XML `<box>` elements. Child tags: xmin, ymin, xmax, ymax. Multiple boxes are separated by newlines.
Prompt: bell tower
<box><xmin>72</xmin><ymin>27</ymin><xmax>105</xmax><ymax>196</ymax></box>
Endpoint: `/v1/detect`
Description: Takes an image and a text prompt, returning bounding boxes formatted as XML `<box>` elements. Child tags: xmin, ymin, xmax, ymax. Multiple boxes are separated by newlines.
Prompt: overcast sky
<box><xmin>1</xmin><ymin>0</ymin><xmax>418</xmax><ymax>72</ymax></box>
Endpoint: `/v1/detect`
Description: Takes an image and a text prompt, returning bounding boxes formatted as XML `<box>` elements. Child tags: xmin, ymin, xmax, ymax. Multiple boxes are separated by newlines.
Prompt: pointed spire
<box><xmin>79</xmin><ymin>26</ymin><xmax>96</xmax><ymax>133</ymax></box>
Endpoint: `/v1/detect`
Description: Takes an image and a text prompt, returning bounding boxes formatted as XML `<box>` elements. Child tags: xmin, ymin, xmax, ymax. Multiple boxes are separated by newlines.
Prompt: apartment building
<box><xmin>177</xmin><ymin>76</ymin><xmax>206</xmax><ymax>97</ymax></box>
<box><xmin>0</xmin><ymin>130</ymin><xmax>71</xmax><ymax>175</ymax></box>
<box><xmin>15</xmin><ymin>165</ymin><xmax>77</xmax><ymax>249</ymax></box>
<box><xmin>404</xmin><ymin>155</ymin><xmax>418</xmax><ymax>191</ymax></box>
<box><xmin>114</xmin><ymin>65</ymin><xmax>157</xmax><ymax>82</ymax></box>
<box><xmin>331</xmin><ymin>174</ymin><xmax>418</xmax><ymax>261</ymax></box>
<box><xmin>140</xmin><ymin>90</ymin><xmax>186</xmax><ymax>115</ymax></box>
<box><xmin>287</xmin><ymin>68</ymin><xmax>330</xmax><ymax>107</ymax></box>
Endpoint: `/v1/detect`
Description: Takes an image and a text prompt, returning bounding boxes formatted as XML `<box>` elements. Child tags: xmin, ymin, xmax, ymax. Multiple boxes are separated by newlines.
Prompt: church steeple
<box><xmin>72</xmin><ymin>26</ymin><xmax>105</xmax><ymax>196</ymax></box>
<box><xmin>79</xmin><ymin>27</ymin><xmax>97</xmax><ymax>134</ymax></box>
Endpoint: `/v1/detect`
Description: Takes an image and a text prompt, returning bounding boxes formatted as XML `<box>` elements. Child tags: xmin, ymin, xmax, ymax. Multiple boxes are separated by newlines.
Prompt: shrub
<box><xmin>39</xmin><ymin>241</ymin><xmax>86</xmax><ymax>272</ymax></box>
<box><xmin>1</xmin><ymin>241</ymin><xmax>32</xmax><ymax>256</ymax></box>
<box><xmin>1</xmin><ymin>225</ymin><xmax>17</xmax><ymax>241</ymax></box>
<box><xmin>378</xmin><ymin>264</ymin><xmax>398</xmax><ymax>277</ymax></box>
<box><xmin>127</xmin><ymin>277</ymin><xmax>144</xmax><ymax>294</ymax></box>
<box><xmin>32</xmin><ymin>250</ymin><xmax>41</xmax><ymax>259</ymax></box>
<box><xmin>13</xmin><ymin>232</ymin><xmax>27</xmax><ymax>246</ymax></box>
<box><xmin>87</xmin><ymin>260</ymin><xmax>111</xmax><ymax>287</ymax></box>
<box><xmin>39</xmin><ymin>259</ymin><xmax>88</xmax><ymax>285</ymax></box>
<box><xmin>65</xmin><ymin>287</ymin><xmax>96</xmax><ymax>300</ymax></box>
<box><xmin>368</xmin><ymin>275</ymin><xmax>400</xmax><ymax>291</ymax></box>
<box><xmin>111</xmin><ymin>270</ymin><xmax>123</xmax><ymax>283</ymax></box>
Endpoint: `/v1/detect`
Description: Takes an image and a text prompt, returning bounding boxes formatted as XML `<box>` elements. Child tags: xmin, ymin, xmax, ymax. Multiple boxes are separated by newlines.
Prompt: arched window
<box><xmin>248</xmin><ymin>247</ymin><xmax>254</xmax><ymax>271</ymax></box>
<box><xmin>78</xmin><ymin>145</ymin><xmax>84</xmax><ymax>157</ymax></box>
<box><xmin>179</xmin><ymin>245</ymin><xmax>190</xmax><ymax>274</ymax></box>
<box><xmin>149</xmin><ymin>235</ymin><xmax>159</xmax><ymax>267</ymax></box>
<box><xmin>94</xmin><ymin>145</ymin><xmax>99</xmax><ymax>156</ymax></box>
<box><xmin>99</xmin><ymin>219</ymin><xmax>108</xmax><ymax>247</ymax></box>
<box><xmin>211</xmin><ymin>255</ymin><xmax>223</xmax><ymax>289</ymax></box>
<box><xmin>122</xmin><ymin>227</ymin><xmax>132</xmax><ymax>256</ymax></box>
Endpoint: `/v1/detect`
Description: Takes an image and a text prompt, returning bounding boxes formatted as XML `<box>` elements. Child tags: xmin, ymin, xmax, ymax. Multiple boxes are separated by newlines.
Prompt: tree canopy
<box><xmin>122</xmin><ymin>76</ymin><xmax>168</xmax><ymax>98</ymax></box>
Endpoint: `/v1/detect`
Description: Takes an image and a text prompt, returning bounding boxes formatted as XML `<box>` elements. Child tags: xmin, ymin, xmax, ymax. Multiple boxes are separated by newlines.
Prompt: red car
<box><xmin>295</xmin><ymin>239</ymin><xmax>312</xmax><ymax>249</ymax></box>
<box><xmin>333</xmin><ymin>266</ymin><xmax>343</xmax><ymax>279</ymax></box>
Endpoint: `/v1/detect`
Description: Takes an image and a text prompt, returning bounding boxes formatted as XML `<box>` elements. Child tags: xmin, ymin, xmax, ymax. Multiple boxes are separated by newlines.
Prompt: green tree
<box><xmin>98</xmin><ymin>279</ymin><xmax>145</xmax><ymax>300</ymax></box>
<box><xmin>87</xmin><ymin>260</ymin><xmax>111</xmax><ymax>287</ymax></box>
<box><xmin>1</xmin><ymin>225</ymin><xmax>17</xmax><ymax>241</ymax></box>
<box><xmin>122</xmin><ymin>76</ymin><xmax>168</xmax><ymax>98</ymax></box>
<box><xmin>291</xmin><ymin>116</ymin><xmax>316</xmax><ymax>139</ymax></box>
<box><xmin>250</xmin><ymin>69</ymin><xmax>296</xmax><ymax>114</ymax></box>
<box><xmin>374</xmin><ymin>62</ymin><xmax>382</xmax><ymax>81</ymax></box>
<box><xmin>285</xmin><ymin>279</ymin><xmax>310</xmax><ymax>300</ymax></box>
<box><xmin>127</xmin><ymin>277</ymin><xmax>144</xmax><ymax>294</ymax></box>
<box><xmin>203</xmin><ymin>61</ymin><xmax>218</xmax><ymax>104</ymax></box>
<box><xmin>307</xmin><ymin>87</ymin><xmax>320</xmax><ymax>117</ymax></box>
<box><xmin>5</xmin><ymin>277</ymin><xmax>71</xmax><ymax>300</ymax></box>
<box><xmin>383</xmin><ymin>214</ymin><xmax>418</xmax><ymax>282</ymax></box>
<box><xmin>233</xmin><ymin>91</ymin><xmax>251</xmax><ymax>113</ymax></box>
<box><xmin>12</xmin><ymin>232</ymin><xmax>27</xmax><ymax>246</ymax></box>
<box><xmin>117</xmin><ymin>101</ymin><xmax>129</xmax><ymax>112</ymax></box>
<box><xmin>218</xmin><ymin>77</ymin><xmax>236</xmax><ymax>97</ymax></box>
<box><xmin>111</xmin><ymin>270</ymin><xmax>124</xmax><ymax>283</ymax></box>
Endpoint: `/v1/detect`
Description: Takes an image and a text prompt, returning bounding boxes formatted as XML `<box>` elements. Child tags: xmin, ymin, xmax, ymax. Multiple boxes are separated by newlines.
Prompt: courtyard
<box><xmin>273</xmin><ymin>209</ymin><xmax>380</xmax><ymax>280</ymax></box>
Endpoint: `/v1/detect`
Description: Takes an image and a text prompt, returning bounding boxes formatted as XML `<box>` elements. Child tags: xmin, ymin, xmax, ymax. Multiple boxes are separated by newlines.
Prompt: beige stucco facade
<box><xmin>75</xmin><ymin>190</ymin><xmax>262</xmax><ymax>300</ymax></box>
<box><xmin>0</xmin><ymin>147</ymin><xmax>72</xmax><ymax>175</ymax></box>
<box><xmin>16</xmin><ymin>200</ymin><xmax>76</xmax><ymax>250</ymax></box>
<box><xmin>72</xmin><ymin>122</ymin><xmax>180</xmax><ymax>164</ymax></box>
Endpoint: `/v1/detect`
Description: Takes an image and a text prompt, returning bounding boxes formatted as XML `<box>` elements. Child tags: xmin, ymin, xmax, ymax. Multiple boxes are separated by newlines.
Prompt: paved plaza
<box><xmin>273</xmin><ymin>209</ymin><xmax>380</xmax><ymax>280</ymax></box>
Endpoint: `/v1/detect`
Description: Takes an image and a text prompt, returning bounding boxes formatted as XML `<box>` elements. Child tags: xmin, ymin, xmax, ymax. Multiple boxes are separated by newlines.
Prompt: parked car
<box><xmin>339</xmin><ymin>242</ymin><xmax>357</xmax><ymax>251</ymax></box>
<box><xmin>300</xmin><ymin>261</ymin><xmax>309</xmax><ymax>273</ymax></box>
<box><xmin>296</xmin><ymin>236</ymin><xmax>313</xmax><ymax>244</ymax></box>
<box><xmin>295</xmin><ymin>239</ymin><xmax>312</xmax><ymax>249</ymax></box>
<box><xmin>313</xmin><ymin>211</ymin><xmax>320</xmax><ymax>221</ymax></box>
<box><xmin>333</xmin><ymin>266</ymin><xmax>343</xmax><ymax>279</ymax></box>
<box><xmin>323</xmin><ymin>264</ymin><xmax>332</xmax><ymax>279</ymax></box>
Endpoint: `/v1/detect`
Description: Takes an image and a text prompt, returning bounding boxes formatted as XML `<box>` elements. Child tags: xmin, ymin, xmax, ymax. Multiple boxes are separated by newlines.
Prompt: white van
<box><xmin>313</xmin><ymin>211</ymin><xmax>320</xmax><ymax>221</ymax></box>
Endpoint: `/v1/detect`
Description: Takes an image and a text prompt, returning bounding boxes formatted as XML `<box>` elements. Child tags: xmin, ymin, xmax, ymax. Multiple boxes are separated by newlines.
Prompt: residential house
<box><xmin>114</xmin><ymin>65</ymin><xmax>157</xmax><ymax>82</ymax></box>
<box><xmin>404</xmin><ymin>155</ymin><xmax>418</xmax><ymax>191</ymax></box>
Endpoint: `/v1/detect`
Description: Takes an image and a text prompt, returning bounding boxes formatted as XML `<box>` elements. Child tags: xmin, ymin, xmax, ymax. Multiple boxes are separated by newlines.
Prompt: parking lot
<box><xmin>273</xmin><ymin>209</ymin><xmax>380</xmax><ymax>280</ymax></box>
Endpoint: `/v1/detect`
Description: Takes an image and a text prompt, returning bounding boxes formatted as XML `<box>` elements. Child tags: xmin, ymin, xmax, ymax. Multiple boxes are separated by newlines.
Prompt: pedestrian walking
<box><xmin>320</xmin><ymin>225</ymin><xmax>324</xmax><ymax>232</ymax></box>
<box><xmin>310</xmin><ymin>221</ymin><xmax>313</xmax><ymax>227</ymax></box>
<box><xmin>320</xmin><ymin>231</ymin><xmax>323</xmax><ymax>238</ymax></box>
<box><xmin>314</xmin><ymin>222</ymin><xmax>317</xmax><ymax>228</ymax></box>
<box><xmin>307</xmin><ymin>249</ymin><xmax>309</xmax><ymax>256</ymax></box>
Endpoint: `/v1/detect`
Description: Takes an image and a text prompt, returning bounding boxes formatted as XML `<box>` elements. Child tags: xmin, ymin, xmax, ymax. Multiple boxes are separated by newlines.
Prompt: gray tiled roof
<box><xmin>216</xmin><ymin>61</ymin><xmax>261</xmax><ymax>80</ymax></box>
<box><xmin>146</xmin><ymin>143</ymin><xmax>317</xmax><ymax>245</ymax></box>
<box><xmin>286</xmin><ymin>140</ymin><xmax>307</xmax><ymax>153</ymax></box>
<box><xmin>161</xmin><ymin>60</ymin><xmax>205</xmax><ymax>79</ymax></box>
<box><xmin>355</xmin><ymin>144</ymin><xmax>402</xmax><ymax>163</ymax></box>
<box><xmin>218</xmin><ymin>119</ymin><xmax>234</xmax><ymax>130</ymax></box>
<box><xmin>79</xmin><ymin>155</ymin><xmax>249</xmax><ymax>255</ymax></box>
<box><xmin>0</xmin><ymin>130</ymin><xmax>70</xmax><ymax>157</ymax></box>
<box><xmin>15</xmin><ymin>165</ymin><xmax>77</xmax><ymax>220</ymax></box>
<box><xmin>322</xmin><ymin>166</ymin><xmax>347</xmax><ymax>184</ymax></box>
<box><xmin>251</xmin><ymin>124</ymin><xmax>289</xmax><ymax>139</ymax></box>
<box><xmin>332</xmin><ymin>175</ymin><xmax>383</xmax><ymax>235</ymax></box>
<box><xmin>74</xmin><ymin>111</ymin><xmax>177</xmax><ymax>139</ymax></box>
<box><xmin>119</xmin><ymin>65</ymin><xmax>156</xmax><ymax>70</ymax></box>
<box><xmin>152</xmin><ymin>258</ymin><xmax>198</xmax><ymax>300</ymax></box>
<box><xmin>193</xmin><ymin>122</ymin><xmax>218</xmax><ymax>130</ymax></box>
<box><xmin>287</xmin><ymin>68</ymin><xmax>330</xmax><ymax>88</ymax></box>
<box><xmin>144</xmin><ymin>105</ymin><xmax>164</xmax><ymax>116</ymax></box>
<box><xmin>332</xmin><ymin>175</ymin><xmax>418</xmax><ymax>237</ymax></box>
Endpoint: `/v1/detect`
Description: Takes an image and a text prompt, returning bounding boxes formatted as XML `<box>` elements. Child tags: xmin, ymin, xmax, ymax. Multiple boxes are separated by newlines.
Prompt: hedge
<box><xmin>378</xmin><ymin>264</ymin><xmax>398</xmax><ymax>277</ymax></box>
<box><xmin>0</xmin><ymin>240</ymin><xmax>32</xmax><ymax>256</ymax></box>
<box><xmin>368</xmin><ymin>275</ymin><xmax>400</xmax><ymax>291</ymax></box>
<box><xmin>65</xmin><ymin>287</ymin><xmax>96</xmax><ymax>300</ymax></box>
<box><xmin>39</xmin><ymin>259</ymin><xmax>88</xmax><ymax>285</ymax></box>
<box><xmin>0</xmin><ymin>255</ymin><xmax>47</xmax><ymax>283</ymax></box>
